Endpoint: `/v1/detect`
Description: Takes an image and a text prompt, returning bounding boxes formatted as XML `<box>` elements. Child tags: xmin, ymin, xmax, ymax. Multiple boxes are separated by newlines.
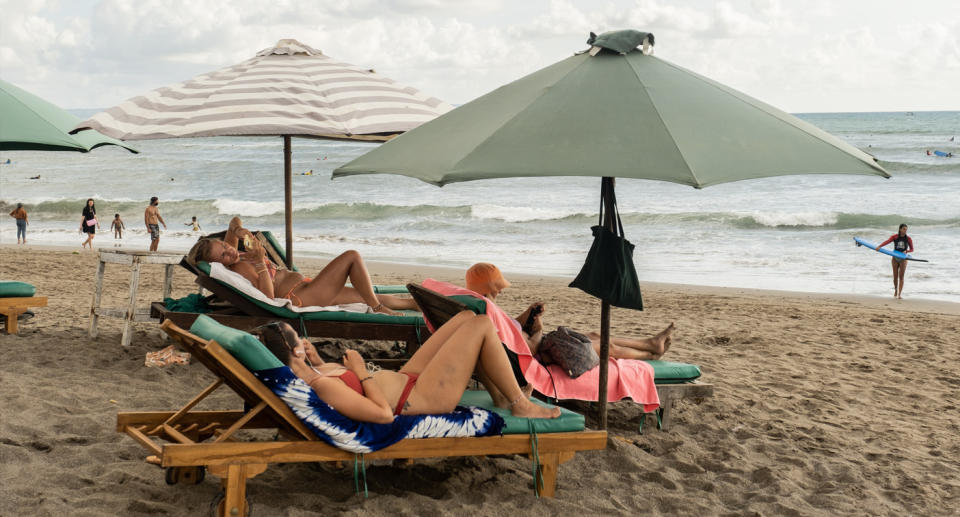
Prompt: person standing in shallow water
<box><xmin>80</xmin><ymin>198</ymin><xmax>99</xmax><ymax>249</ymax></box>
<box><xmin>9</xmin><ymin>203</ymin><xmax>28</xmax><ymax>244</ymax></box>
<box><xmin>876</xmin><ymin>223</ymin><xmax>914</xmax><ymax>299</ymax></box>
<box><xmin>144</xmin><ymin>196</ymin><xmax>166</xmax><ymax>252</ymax></box>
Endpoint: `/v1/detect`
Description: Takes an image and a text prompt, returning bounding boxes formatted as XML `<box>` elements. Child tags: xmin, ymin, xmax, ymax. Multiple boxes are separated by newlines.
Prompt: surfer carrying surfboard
<box><xmin>876</xmin><ymin>224</ymin><xmax>914</xmax><ymax>299</ymax></box>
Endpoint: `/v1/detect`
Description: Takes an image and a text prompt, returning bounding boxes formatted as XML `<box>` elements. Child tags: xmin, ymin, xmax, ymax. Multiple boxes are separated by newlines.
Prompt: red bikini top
<box><xmin>338</xmin><ymin>370</ymin><xmax>363</xmax><ymax>394</ymax></box>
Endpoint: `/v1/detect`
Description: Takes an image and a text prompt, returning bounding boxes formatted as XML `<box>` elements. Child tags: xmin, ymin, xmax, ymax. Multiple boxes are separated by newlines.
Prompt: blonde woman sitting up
<box><xmin>188</xmin><ymin>217</ymin><xmax>415</xmax><ymax>315</ymax></box>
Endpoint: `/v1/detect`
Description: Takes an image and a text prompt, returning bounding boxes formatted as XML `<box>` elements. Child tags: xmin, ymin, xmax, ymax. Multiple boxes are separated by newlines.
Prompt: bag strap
<box><xmin>600</xmin><ymin>179</ymin><xmax>626</xmax><ymax>237</ymax></box>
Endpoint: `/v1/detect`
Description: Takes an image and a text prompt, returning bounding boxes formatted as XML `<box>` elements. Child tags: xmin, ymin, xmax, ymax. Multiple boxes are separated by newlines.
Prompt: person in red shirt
<box><xmin>876</xmin><ymin>224</ymin><xmax>914</xmax><ymax>299</ymax></box>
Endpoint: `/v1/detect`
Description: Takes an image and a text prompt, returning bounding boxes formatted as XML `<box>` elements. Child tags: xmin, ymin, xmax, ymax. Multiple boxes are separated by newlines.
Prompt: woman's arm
<box><xmin>305</xmin><ymin>376</ymin><xmax>394</xmax><ymax>423</ymax></box>
<box><xmin>876</xmin><ymin>235</ymin><xmax>895</xmax><ymax>248</ymax></box>
<box><xmin>292</xmin><ymin>347</ymin><xmax>393</xmax><ymax>424</ymax></box>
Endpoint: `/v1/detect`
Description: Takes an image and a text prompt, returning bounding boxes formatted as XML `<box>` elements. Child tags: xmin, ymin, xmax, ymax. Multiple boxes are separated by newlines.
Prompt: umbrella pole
<box><xmin>283</xmin><ymin>135</ymin><xmax>294</xmax><ymax>269</ymax></box>
<box><xmin>597</xmin><ymin>176</ymin><xmax>616</xmax><ymax>430</ymax></box>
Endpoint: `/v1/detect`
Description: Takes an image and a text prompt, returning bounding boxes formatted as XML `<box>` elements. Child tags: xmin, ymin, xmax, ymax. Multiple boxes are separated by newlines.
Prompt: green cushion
<box><xmin>189</xmin><ymin>314</ymin><xmax>283</xmax><ymax>371</ymax></box>
<box><xmin>450</xmin><ymin>295</ymin><xmax>487</xmax><ymax>314</ymax></box>
<box><xmin>196</xmin><ymin>261</ymin><xmax>425</xmax><ymax>325</ymax></box>
<box><xmin>371</xmin><ymin>285</ymin><xmax>409</xmax><ymax>294</ymax></box>
<box><xmin>0</xmin><ymin>281</ymin><xmax>36</xmax><ymax>297</ymax></box>
<box><xmin>458</xmin><ymin>391</ymin><xmax>584</xmax><ymax>434</ymax></box>
<box><xmin>646</xmin><ymin>360</ymin><xmax>701</xmax><ymax>383</ymax></box>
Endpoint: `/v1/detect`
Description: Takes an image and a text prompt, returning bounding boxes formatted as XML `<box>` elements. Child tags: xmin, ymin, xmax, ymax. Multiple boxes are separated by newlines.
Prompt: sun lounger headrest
<box><xmin>0</xmin><ymin>281</ymin><xmax>37</xmax><ymax>298</ymax></box>
<box><xmin>190</xmin><ymin>315</ymin><xmax>284</xmax><ymax>371</ymax></box>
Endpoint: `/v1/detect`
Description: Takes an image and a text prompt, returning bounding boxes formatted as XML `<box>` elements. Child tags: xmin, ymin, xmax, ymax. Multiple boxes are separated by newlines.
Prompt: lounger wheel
<box><xmin>165</xmin><ymin>466</ymin><xmax>206</xmax><ymax>485</ymax></box>
<box><xmin>211</xmin><ymin>492</ymin><xmax>251</xmax><ymax>517</ymax></box>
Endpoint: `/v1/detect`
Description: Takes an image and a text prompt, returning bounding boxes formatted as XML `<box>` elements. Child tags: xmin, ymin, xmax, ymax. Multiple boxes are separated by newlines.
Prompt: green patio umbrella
<box><xmin>0</xmin><ymin>78</ymin><xmax>137</xmax><ymax>153</ymax></box>
<box><xmin>333</xmin><ymin>30</ymin><xmax>890</xmax><ymax>428</ymax></box>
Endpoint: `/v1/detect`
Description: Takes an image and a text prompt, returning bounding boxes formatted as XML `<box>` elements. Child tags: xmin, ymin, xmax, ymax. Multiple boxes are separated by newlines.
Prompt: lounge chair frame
<box><xmin>407</xmin><ymin>283</ymin><xmax>714</xmax><ymax>432</ymax></box>
<box><xmin>154</xmin><ymin>254</ymin><xmax>428</xmax><ymax>352</ymax></box>
<box><xmin>0</xmin><ymin>296</ymin><xmax>47</xmax><ymax>334</ymax></box>
<box><xmin>117</xmin><ymin>320</ymin><xmax>606</xmax><ymax>516</ymax></box>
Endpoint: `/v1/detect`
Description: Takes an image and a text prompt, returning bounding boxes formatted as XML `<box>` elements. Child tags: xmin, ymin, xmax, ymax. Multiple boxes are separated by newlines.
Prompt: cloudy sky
<box><xmin>1</xmin><ymin>0</ymin><xmax>957</xmax><ymax>113</ymax></box>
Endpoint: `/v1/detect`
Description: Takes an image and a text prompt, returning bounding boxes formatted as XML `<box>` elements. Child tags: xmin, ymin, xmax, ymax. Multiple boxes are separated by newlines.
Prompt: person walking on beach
<box><xmin>144</xmin><ymin>196</ymin><xmax>166</xmax><ymax>252</ymax></box>
<box><xmin>9</xmin><ymin>203</ymin><xmax>28</xmax><ymax>244</ymax></box>
<box><xmin>111</xmin><ymin>213</ymin><xmax>125</xmax><ymax>243</ymax></box>
<box><xmin>876</xmin><ymin>224</ymin><xmax>914</xmax><ymax>299</ymax></box>
<box><xmin>184</xmin><ymin>216</ymin><xmax>201</xmax><ymax>232</ymax></box>
<box><xmin>80</xmin><ymin>198</ymin><xmax>99</xmax><ymax>249</ymax></box>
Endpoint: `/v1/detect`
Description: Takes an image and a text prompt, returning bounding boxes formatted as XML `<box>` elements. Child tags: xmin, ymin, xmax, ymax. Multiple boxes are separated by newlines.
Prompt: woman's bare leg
<box><xmin>587</xmin><ymin>323</ymin><xmax>674</xmax><ymax>360</ymax></box>
<box><xmin>891</xmin><ymin>258</ymin><xmax>901</xmax><ymax>298</ymax></box>
<box><xmin>293</xmin><ymin>250</ymin><xmax>398</xmax><ymax>313</ymax></box>
<box><xmin>404</xmin><ymin>314</ymin><xmax>560</xmax><ymax>418</ymax></box>
<box><xmin>329</xmin><ymin>290</ymin><xmax>417</xmax><ymax>311</ymax></box>
<box><xmin>399</xmin><ymin>311</ymin><xmax>476</xmax><ymax>373</ymax></box>
<box><xmin>897</xmin><ymin>260</ymin><xmax>907</xmax><ymax>298</ymax></box>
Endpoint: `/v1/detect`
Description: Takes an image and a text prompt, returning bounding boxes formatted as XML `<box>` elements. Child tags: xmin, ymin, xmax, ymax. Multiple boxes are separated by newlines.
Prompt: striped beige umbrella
<box><xmin>75</xmin><ymin>39</ymin><xmax>451</xmax><ymax>265</ymax></box>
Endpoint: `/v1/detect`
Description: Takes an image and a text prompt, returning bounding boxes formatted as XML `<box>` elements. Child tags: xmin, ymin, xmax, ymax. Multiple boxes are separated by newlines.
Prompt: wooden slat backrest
<box><xmin>160</xmin><ymin>320</ymin><xmax>317</xmax><ymax>441</ymax></box>
<box><xmin>406</xmin><ymin>283</ymin><xmax>469</xmax><ymax>329</ymax></box>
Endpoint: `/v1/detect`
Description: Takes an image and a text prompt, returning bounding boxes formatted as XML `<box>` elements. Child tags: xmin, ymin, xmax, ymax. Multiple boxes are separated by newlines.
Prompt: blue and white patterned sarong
<box><xmin>254</xmin><ymin>367</ymin><xmax>504</xmax><ymax>453</ymax></box>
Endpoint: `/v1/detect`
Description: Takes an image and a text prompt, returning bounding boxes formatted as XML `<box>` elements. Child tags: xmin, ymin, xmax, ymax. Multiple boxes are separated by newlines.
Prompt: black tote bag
<box><xmin>568</xmin><ymin>181</ymin><xmax>643</xmax><ymax>310</ymax></box>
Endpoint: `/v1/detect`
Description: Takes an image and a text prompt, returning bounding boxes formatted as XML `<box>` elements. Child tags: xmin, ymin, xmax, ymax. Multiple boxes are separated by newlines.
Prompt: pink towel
<box><xmin>422</xmin><ymin>279</ymin><xmax>660</xmax><ymax>412</ymax></box>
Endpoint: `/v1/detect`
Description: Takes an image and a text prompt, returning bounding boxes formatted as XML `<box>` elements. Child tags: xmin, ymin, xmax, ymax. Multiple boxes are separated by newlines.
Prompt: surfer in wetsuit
<box><xmin>876</xmin><ymin>224</ymin><xmax>914</xmax><ymax>299</ymax></box>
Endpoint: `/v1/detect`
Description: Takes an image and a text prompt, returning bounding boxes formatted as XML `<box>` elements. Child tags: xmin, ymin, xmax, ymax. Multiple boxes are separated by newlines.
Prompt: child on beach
<box><xmin>111</xmin><ymin>214</ymin><xmax>125</xmax><ymax>241</ymax></box>
<box><xmin>184</xmin><ymin>216</ymin><xmax>201</xmax><ymax>232</ymax></box>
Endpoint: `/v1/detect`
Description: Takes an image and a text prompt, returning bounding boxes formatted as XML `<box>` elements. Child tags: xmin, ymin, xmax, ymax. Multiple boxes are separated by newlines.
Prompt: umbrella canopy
<box><xmin>0</xmin><ymin>78</ymin><xmax>137</xmax><ymax>153</ymax></box>
<box><xmin>75</xmin><ymin>38</ymin><xmax>451</xmax><ymax>264</ymax></box>
<box><xmin>333</xmin><ymin>30</ymin><xmax>890</xmax><ymax>428</ymax></box>
<box><xmin>333</xmin><ymin>31</ymin><xmax>887</xmax><ymax>186</ymax></box>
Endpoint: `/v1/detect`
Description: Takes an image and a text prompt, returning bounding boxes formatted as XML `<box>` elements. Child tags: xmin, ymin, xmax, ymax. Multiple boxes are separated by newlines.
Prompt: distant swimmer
<box><xmin>300</xmin><ymin>169</ymin><xmax>313</xmax><ymax>175</ymax></box>
<box><xmin>29</xmin><ymin>174</ymin><xmax>40</xmax><ymax>180</ymax></box>
<box><xmin>933</xmin><ymin>150</ymin><xmax>953</xmax><ymax>158</ymax></box>
<box><xmin>926</xmin><ymin>149</ymin><xmax>932</xmax><ymax>156</ymax></box>
<box><xmin>4</xmin><ymin>159</ymin><xmax>10</xmax><ymax>164</ymax></box>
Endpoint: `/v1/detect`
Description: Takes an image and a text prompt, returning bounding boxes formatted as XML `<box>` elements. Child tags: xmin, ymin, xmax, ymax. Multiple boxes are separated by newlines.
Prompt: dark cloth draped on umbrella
<box><xmin>333</xmin><ymin>30</ymin><xmax>889</xmax><ymax>428</ymax></box>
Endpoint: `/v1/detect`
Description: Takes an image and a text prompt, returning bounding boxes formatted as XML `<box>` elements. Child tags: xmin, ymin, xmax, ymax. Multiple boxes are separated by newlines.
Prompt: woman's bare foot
<box><xmin>372</xmin><ymin>303</ymin><xmax>399</xmax><ymax>316</ymax></box>
<box><xmin>510</xmin><ymin>398</ymin><xmax>561</xmax><ymax>419</ymax></box>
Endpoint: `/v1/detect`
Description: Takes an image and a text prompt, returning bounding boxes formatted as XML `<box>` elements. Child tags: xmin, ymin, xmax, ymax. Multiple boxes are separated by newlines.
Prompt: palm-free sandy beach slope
<box><xmin>1</xmin><ymin>245</ymin><xmax>958</xmax><ymax>516</ymax></box>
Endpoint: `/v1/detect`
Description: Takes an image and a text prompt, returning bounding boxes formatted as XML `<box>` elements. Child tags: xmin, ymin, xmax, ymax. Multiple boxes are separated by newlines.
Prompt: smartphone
<box><xmin>522</xmin><ymin>305</ymin><xmax>543</xmax><ymax>334</ymax></box>
<box><xmin>243</xmin><ymin>235</ymin><xmax>253</xmax><ymax>249</ymax></box>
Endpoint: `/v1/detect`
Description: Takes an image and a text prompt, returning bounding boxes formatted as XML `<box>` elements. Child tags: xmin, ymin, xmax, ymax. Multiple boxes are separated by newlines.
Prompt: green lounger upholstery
<box><xmin>459</xmin><ymin>390</ymin><xmax>584</xmax><ymax>434</ymax></box>
<box><xmin>646</xmin><ymin>360</ymin><xmax>702</xmax><ymax>384</ymax></box>
<box><xmin>194</xmin><ymin>261</ymin><xmax>424</xmax><ymax>325</ymax></box>
<box><xmin>0</xmin><ymin>281</ymin><xmax>36</xmax><ymax>298</ymax></box>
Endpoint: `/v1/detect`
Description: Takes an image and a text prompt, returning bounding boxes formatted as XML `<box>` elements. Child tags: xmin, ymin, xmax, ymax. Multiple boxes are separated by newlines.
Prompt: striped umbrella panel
<box><xmin>78</xmin><ymin>50</ymin><xmax>452</xmax><ymax>140</ymax></box>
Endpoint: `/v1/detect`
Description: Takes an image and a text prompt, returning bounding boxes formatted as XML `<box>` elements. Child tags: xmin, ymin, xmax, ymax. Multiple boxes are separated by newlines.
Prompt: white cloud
<box><xmin>0</xmin><ymin>0</ymin><xmax>956</xmax><ymax>112</ymax></box>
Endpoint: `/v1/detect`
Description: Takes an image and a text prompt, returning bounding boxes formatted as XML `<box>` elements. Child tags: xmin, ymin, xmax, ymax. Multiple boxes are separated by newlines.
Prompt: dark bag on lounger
<box><xmin>537</xmin><ymin>327</ymin><xmax>599</xmax><ymax>379</ymax></box>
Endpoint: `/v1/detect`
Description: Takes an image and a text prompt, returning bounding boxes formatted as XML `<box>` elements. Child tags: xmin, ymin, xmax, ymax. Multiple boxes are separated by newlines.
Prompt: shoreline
<box><xmin>4</xmin><ymin>242</ymin><xmax>958</xmax><ymax>316</ymax></box>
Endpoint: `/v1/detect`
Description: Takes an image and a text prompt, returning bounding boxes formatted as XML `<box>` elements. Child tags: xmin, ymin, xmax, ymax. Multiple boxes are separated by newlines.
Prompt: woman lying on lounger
<box><xmin>467</xmin><ymin>263</ymin><xmax>674</xmax><ymax>360</ymax></box>
<box><xmin>254</xmin><ymin>312</ymin><xmax>561</xmax><ymax>423</ymax></box>
<box><xmin>188</xmin><ymin>217</ymin><xmax>416</xmax><ymax>315</ymax></box>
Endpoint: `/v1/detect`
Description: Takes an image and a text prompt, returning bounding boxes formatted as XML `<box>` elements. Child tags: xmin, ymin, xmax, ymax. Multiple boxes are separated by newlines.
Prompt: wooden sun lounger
<box><xmin>162</xmin><ymin>254</ymin><xmax>429</xmax><ymax>352</ymax></box>
<box><xmin>407</xmin><ymin>283</ymin><xmax>713</xmax><ymax>432</ymax></box>
<box><xmin>117</xmin><ymin>320</ymin><xmax>606</xmax><ymax>516</ymax></box>
<box><xmin>0</xmin><ymin>296</ymin><xmax>47</xmax><ymax>335</ymax></box>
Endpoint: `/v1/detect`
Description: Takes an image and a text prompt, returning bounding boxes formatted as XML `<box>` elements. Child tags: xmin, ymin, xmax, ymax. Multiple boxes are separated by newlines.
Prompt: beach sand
<box><xmin>1</xmin><ymin>245</ymin><xmax>958</xmax><ymax>516</ymax></box>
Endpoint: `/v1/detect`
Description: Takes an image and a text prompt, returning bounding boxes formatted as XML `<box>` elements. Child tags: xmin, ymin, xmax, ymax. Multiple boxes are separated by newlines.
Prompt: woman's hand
<box><xmin>239</xmin><ymin>237</ymin><xmax>266</xmax><ymax>263</ymax></box>
<box><xmin>299</xmin><ymin>338</ymin><xmax>324</xmax><ymax>365</ymax></box>
<box><xmin>342</xmin><ymin>349</ymin><xmax>368</xmax><ymax>377</ymax></box>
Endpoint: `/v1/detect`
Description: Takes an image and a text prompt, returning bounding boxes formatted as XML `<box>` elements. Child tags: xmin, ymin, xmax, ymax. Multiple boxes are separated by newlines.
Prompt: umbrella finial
<box><xmin>258</xmin><ymin>39</ymin><xmax>324</xmax><ymax>57</ymax></box>
<box><xmin>587</xmin><ymin>30</ymin><xmax>655</xmax><ymax>56</ymax></box>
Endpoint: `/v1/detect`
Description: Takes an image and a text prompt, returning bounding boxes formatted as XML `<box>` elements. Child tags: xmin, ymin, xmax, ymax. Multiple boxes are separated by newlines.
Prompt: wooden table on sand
<box><xmin>89</xmin><ymin>249</ymin><xmax>183</xmax><ymax>347</ymax></box>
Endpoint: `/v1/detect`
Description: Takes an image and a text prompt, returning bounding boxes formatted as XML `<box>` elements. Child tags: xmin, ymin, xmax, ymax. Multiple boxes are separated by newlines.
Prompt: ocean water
<box><xmin>2</xmin><ymin>111</ymin><xmax>958</xmax><ymax>303</ymax></box>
